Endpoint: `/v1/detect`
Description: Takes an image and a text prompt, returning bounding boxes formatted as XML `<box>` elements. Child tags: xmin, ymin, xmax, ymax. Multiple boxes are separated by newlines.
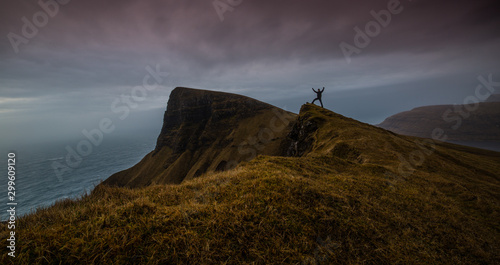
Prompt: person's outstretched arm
<box><xmin>321</xmin><ymin>87</ymin><xmax>325</xmax><ymax>92</ymax></box>
<box><xmin>312</xmin><ymin>88</ymin><xmax>316</xmax><ymax>92</ymax></box>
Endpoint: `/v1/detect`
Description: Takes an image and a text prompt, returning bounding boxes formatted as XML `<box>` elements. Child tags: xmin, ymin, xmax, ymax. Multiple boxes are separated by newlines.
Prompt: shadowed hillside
<box><xmin>2</xmin><ymin>92</ymin><xmax>499</xmax><ymax>264</ymax></box>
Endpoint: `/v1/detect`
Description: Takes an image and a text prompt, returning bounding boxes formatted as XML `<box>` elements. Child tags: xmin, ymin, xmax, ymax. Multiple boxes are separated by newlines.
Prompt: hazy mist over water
<box><xmin>0</xmin><ymin>106</ymin><xmax>165</xmax><ymax>153</ymax></box>
<box><xmin>1</xmin><ymin>134</ymin><xmax>157</xmax><ymax>220</ymax></box>
<box><xmin>0</xmin><ymin>103</ymin><xmax>163</xmax><ymax>220</ymax></box>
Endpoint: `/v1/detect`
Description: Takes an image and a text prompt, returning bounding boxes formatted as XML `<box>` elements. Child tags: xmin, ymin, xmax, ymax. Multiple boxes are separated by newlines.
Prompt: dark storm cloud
<box><xmin>0</xmin><ymin>0</ymin><xmax>499</xmax><ymax>146</ymax></box>
<box><xmin>4</xmin><ymin>0</ymin><xmax>497</xmax><ymax>63</ymax></box>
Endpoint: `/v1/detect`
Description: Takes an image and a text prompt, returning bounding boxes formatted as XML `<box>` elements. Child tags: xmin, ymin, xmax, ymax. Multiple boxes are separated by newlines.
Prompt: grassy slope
<box><xmin>2</xmin><ymin>104</ymin><xmax>499</xmax><ymax>264</ymax></box>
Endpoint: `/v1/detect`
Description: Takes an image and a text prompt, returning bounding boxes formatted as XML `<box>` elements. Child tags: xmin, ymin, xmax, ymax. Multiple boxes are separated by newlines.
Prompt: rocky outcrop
<box><xmin>103</xmin><ymin>87</ymin><xmax>296</xmax><ymax>187</ymax></box>
<box><xmin>286</xmin><ymin>105</ymin><xmax>320</xmax><ymax>156</ymax></box>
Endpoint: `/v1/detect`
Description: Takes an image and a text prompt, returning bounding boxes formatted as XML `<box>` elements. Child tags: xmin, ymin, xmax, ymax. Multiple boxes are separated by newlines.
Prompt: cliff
<box><xmin>103</xmin><ymin>87</ymin><xmax>296</xmax><ymax>187</ymax></box>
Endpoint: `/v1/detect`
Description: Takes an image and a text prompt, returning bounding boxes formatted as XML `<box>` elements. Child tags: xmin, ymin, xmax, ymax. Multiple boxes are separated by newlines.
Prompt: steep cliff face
<box><xmin>103</xmin><ymin>87</ymin><xmax>296</xmax><ymax>187</ymax></box>
<box><xmin>155</xmin><ymin>87</ymin><xmax>280</xmax><ymax>154</ymax></box>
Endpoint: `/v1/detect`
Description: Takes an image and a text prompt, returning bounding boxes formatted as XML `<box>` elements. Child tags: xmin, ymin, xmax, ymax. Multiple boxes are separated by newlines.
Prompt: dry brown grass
<box><xmin>1</xmin><ymin>104</ymin><xmax>499</xmax><ymax>264</ymax></box>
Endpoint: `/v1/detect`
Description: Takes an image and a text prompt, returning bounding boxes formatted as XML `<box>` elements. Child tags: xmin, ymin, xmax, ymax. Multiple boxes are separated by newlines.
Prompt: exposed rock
<box><xmin>285</xmin><ymin>106</ymin><xmax>319</xmax><ymax>157</ymax></box>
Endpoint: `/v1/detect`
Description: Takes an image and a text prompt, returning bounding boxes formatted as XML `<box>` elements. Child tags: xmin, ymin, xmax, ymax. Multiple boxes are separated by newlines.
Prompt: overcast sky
<box><xmin>1</xmin><ymin>0</ymin><xmax>499</xmax><ymax>149</ymax></box>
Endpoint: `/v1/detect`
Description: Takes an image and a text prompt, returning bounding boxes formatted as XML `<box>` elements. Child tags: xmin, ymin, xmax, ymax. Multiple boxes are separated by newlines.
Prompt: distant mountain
<box><xmin>5</xmin><ymin>89</ymin><xmax>500</xmax><ymax>264</ymax></box>
<box><xmin>378</xmin><ymin>102</ymin><xmax>500</xmax><ymax>143</ymax></box>
<box><xmin>485</xmin><ymin>93</ymin><xmax>500</xmax><ymax>102</ymax></box>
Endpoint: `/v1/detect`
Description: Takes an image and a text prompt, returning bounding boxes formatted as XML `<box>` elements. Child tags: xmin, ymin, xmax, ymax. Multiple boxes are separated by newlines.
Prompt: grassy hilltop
<box><xmin>2</xmin><ymin>103</ymin><xmax>499</xmax><ymax>264</ymax></box>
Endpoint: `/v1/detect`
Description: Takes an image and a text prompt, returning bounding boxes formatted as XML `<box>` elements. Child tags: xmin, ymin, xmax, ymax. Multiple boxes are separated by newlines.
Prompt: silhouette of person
<box><xmin>312</xmin><ymin>87</ymin><xmax>325</xmax><ymax>107</ymax></box>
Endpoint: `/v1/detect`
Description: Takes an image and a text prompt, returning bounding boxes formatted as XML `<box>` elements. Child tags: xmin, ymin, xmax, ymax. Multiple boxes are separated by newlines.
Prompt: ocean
<box><xmin>1</xmin><ymin>136</ymin><xmax>156</xmax><ymax>221</ymax></box>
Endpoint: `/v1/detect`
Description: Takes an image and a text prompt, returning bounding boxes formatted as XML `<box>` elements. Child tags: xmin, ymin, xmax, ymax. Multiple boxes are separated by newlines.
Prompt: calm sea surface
<box><xmin>1</xmin><ymin>137</ymin><xmax>155</xmax><ymax>221</ymax></box>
